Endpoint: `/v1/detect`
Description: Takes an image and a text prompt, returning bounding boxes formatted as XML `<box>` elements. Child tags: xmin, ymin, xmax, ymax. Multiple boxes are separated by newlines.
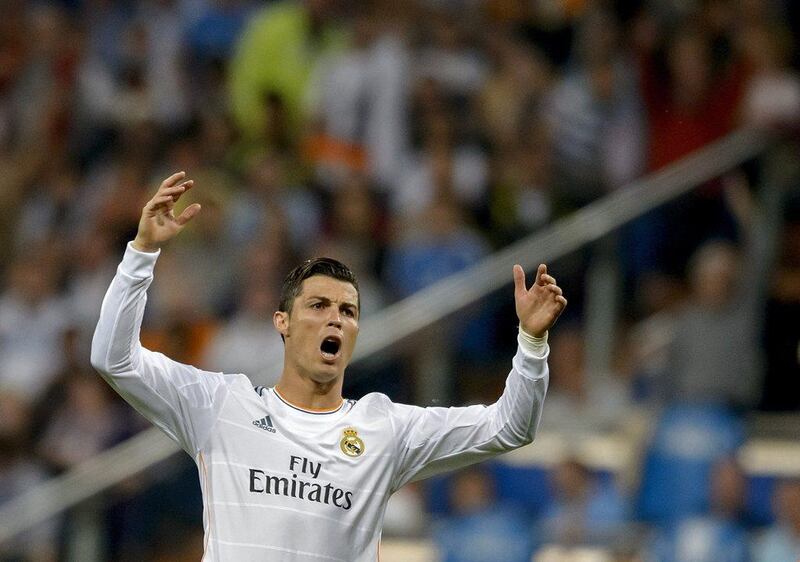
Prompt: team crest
<box><xmin>340</xmin><ymin>427</ymin><xmax>365</xmax><ymax>458</ymax></box>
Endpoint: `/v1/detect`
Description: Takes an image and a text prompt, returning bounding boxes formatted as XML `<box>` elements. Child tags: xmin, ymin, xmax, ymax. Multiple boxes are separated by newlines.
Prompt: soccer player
<box><xmin>91</xmin><ymin>171</ymin><xmax>567</xmax><ymax>561</ymax></box>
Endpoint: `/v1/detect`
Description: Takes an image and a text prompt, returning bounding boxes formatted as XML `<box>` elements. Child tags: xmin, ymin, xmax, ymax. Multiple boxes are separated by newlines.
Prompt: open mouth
<box><xmin>320</xmin><ymin>336</ymin><xmax>342</xmax><ymax>362</ymax></box>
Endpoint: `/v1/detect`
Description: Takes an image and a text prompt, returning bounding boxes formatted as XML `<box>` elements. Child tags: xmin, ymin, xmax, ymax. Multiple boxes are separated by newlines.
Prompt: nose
<box><xmin>327</xmin><ymin>309</ymin><xmax>342</xmax><ymax>328</ymax></box>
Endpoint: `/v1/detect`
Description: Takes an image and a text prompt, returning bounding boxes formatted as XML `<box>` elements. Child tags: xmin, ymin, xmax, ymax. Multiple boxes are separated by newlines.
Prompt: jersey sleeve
<box><xmin>90</xmin><ymin>242</ymin><xmax>229</xmax><ymax>456</ymax></box>
<box><xmin>388</xmin><ymin>338</ymin><xmax>549</xmax><ymax>490</ymax></box>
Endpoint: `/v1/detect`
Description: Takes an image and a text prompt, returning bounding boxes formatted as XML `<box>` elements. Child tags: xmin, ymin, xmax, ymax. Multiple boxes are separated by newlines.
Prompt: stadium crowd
<box><xmin>0</xmin><ymin>0</ymin><xmax>799</xmax><ymax>560</ymax></box>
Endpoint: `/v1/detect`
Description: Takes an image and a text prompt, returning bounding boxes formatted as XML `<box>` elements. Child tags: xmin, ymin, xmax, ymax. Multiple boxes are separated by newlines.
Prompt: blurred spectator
<box><xmin>77</xmin><ymin>7</ymin><xmax>185</xmax><ymax>134</ymax></box>
<box><xmin>185</xmin><ymin>0</ymin><xmax>256</xmax><ymax>70</ymax></box>
<box><xmin>537</xmin><ymin>458</ymin><xmax>629</xmax><ymax>549</ymax></box>
<box><xmin>0</xmin><ymin>252</ymin><xmax>69</xmax><ymax>403</ymax></box>
<box><xmin>628</xmin><ymin>22</ymin><xmax>746</xmax><ymax>280</ymax></box>
<box><xmin>664</xmin><ymin>238</ymin><xmax>763</xmax><ymax>408</ymax></box>
<box><xmin>625</xmin><ymin>276</ymin><xmax>685</xmax><ymax>403</ymax></box>
<box><xmin>383</xmin><ymin>482</ymin><xmax>428</xmax><ymax>538</ymax></box>
<box><xmin>14</xmin><ymin>161</ymin><xmax>84</xmax><ymax>250</ymax></box>
<box><xmin>384</xmin><ymin>197</ymin><xmax>488</xmax><ymax>299</ymax></box>
<box><xmin>82</xmin><ymin>159</ymin><xmax>152</xmax><ymax>248</ymax></box>
<box><xmin>640</xmin><ymin>24</ymin><xmax>744</xmax><ymax>176</ymax></box>
<box><xmin>488</xmin><ymin>126</ymin><xmax>554</xmax><ymax>244</ymax></box>
<box><xmin>393</xmin><ymin>94</ymin><xmax>489</xmax><ymax>220</ymax></box>
<box><xmin>149</xmin><ymin>183</ymin><xmax>237</xmax><ymax>319</ymax></box>
<box><xmin>226</xmin><ymin>153</ymin><xmax>322</xmax><ymax>256</ymax></box>
<box><xmin>738</xmin><ymin>22</ymin><xmax>800</xmax><ymax>129</ymax></box>
<box><xmin>75</xmin><ymin>0</ymin><xmax>131</xmax><ymax>141</ymax></box>
<box><xmin>0</xmin><ymin>390</ymin><xmax>32</xmax><ymax>449</ymax></box>
<box><xmin>8</xmin><ymin>4</ymin><xmax>79</xmax><ymax>149</ymax></box>
<box><xmin>751</xmin><ymin>479</ymin><xmax>800</xmax><ymax>561</ymax></box>
<box><xmin>415</xmin><ymin>9</ymin><xmax>487</xmax><ymax>104</ymax></box>
<box><xmin>313</xmin><ymin>174</ymin><xmax>387</xmax><ymax>315</ymax></box>
<box><xmin>65</xmin><ymin>228</ymin><xmax>120</xmax><ymax>349</ymax></box>
<box><xmin>760</xmin><ymin>210</ymin><xmax>800</xmax><ymax>411</ymax></box>
<box><xmin>193</xmin><ymin>112</ymin><xmax>242</xmax><ymax>171</ymax></box>
<box><xmin>479</xmin><ymin>33</ymin><xmax>552</xmax><ymax>152</ymax></box>
<box><xmin>140</xmin><ymin>270</ymin><xmax>219</xmax><ymax>370</ymax></box>
<box><xmin>545</xmin><ymin>8</ymin><xmax>644</xmax><ymax>212</ymax></box>
<box><xmin>137</xmin><ymin>0</ymin><xmax>191</xmax><ymax>128</ymax></box>
<box><xmin>201</xmin><ymin>277</ymin><xmax>284</xmax><ymax>385</ymax></box>
<box><xmin>645</xmin><ymin>458</ymin><xmax>752</xmax><ymax>562</ymax></box>
<box><xmin>0</xmin><ymin>392</ymin><xmax>58</xmax><ymax>561</ymax></box>
<box><xmin>36</xmin><ymin>371</ymin><xmax>130</xmax><ymax>473</ymax></box>
<box><xmin>384</xmin><ymin>196</ymin><xmax>492</xmax><ymax>376</ymax></box>
<box><xmin>228</xmin><ymin>0</ymin><xmax>349</xmax><ymax>142</ymax></box>
<box><xmin>537</xmin><ymin>325</ymin><xmax>631</xmax><ymax>438</ymax></box>
<box><xmin>434</xmin><ymin>466</ymin><xmax>534</xmax><ymax>562</ymax></box>
<box><xmin>308</xmin><ymin>2</ymin><xmax>410</xmax><ymax>190</ymax></box>
<box><xmin>0</xmin><ymin>3</ymin><xmax>28</xmax><ymax>146</ymax></box>
<box><xmin>0</xmin><ymin>145</ymin><xmax>47</xmax><ymax>277</ymax></box>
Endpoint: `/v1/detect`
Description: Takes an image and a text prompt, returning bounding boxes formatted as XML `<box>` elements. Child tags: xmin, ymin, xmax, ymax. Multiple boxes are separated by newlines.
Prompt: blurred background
<box><xmin>0</xmin><ymin>0</ymin><xmax>799</xmax><ymax>560</ymax></box>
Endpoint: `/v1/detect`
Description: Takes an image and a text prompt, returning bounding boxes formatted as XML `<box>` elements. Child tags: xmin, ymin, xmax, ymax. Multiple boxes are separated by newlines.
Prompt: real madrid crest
<box><xmin>340</xmin><ymin>427</ymin><xmax>365</xmax><ymax>458</ymax></box>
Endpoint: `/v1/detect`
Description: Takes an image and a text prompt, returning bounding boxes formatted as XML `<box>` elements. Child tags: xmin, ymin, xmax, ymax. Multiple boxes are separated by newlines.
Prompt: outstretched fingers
<box><xmin>543</xmin><ymin>273</ymin><xmax>566</xmax><ymax>307</ymax></box>
<box><xmin>546</xmin><ymin>283</ymin><xmax>563</xmax><ymax>296</ymax></box>
<box><xmin>158</xmin><ymin>180</ymin><xmax>193</xmax><ymax>201</ymax></box>
<box><xmin>161</xmin><ymin>171</ymin><xmax>187</xmax><ymax>189</ymax></box>
<box><xmin>550</xmin><ymin>286</ymin><xmax>567</xmax><ymax>306</ymax></box>
<box><xmin>148</xmin><ymin>194</ymin><xmax>176</xmax><ymax>212</ymax></box>
<box><xmin>538</xmin><ymin>268</ymin><xmax>558</xmax><ymax>289</ymax></box>
<box><xmin>134</xmin><ymin>172</ymin><xmax>200</xmax><ymax>252</ymax></box>
<box><xmin>516</xmin><ymin>263</ymin><xmax>559</xmax><ymax>292</ymax></box>
<box><xmin>148</xmin><ymin>174</ymin><xmax>195</xmax><ymax>210</ymax></box>
<box><xmin>175</xmin><ymin>203</ymin><xmax>202</xmax><ymax>226</ymax></box>
<box><xmin>513</xmin><ymin>264</ymin><xmax>527</xmax><ymax>298</ymax></box>
<box><xmin>533</xmin><ymin>264</ymin><xmax>547</xmax><ymax>286</ymax></box>
<box><xmin>514</xmin><ymin>262</ymin><xmax>568</xmax><ymax>335</ymax></box>
<box><xmin>516</xmin><ymin>263</ymin><xmax>563</xmax><ymax>298</ymax></box>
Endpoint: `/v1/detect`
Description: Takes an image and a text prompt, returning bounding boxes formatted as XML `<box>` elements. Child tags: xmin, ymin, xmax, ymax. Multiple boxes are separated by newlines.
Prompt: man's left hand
<box><xmin>513</xmin><ymin>264</ymin><xmax>567</xmax><ymax>338</ymax></box>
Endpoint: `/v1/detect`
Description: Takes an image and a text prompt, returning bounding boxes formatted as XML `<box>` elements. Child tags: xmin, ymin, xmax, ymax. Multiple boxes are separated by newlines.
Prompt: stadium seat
<box><xmin>635</xmin><ymin>404</ymin><xmax>745</xmax><ymax>523</ymax></box>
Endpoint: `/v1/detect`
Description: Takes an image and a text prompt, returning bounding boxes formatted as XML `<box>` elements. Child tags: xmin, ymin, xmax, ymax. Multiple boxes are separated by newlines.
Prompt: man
<box><xmin>91</xmin><ymin>171</ymin><xmax>567</xmax><ymax>561</ymax></box>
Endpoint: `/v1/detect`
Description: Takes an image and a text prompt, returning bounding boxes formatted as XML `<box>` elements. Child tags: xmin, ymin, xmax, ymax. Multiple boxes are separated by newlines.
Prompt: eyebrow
<box><xmin>307</xmin><ymin>296</ymin><xmax>359</xmax><ymax>311</ymax></box>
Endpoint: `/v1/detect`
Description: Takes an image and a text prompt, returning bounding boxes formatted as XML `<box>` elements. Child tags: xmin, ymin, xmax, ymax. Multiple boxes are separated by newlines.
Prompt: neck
<box><xmin>275</xmin><ymin>369</ymin><xmax>344</xmax><ymax>411</ymax></box>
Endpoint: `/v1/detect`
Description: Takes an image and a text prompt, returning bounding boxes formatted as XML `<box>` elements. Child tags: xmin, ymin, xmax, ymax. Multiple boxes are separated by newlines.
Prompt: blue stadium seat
<box><xmin>491</xmin><ymin>462</ymin><xmax>553</xmax><ymax>516</ymax></box>
<box><xmin>746</xmin><ymin>474</ymin><xmax>778</xmax><ymax>527</ymax></box>
<box><xmin>635</xmin><ymin>404</ymin><xmax>745</xmax><ymax>524</ymax></box>
<box><xmin>425</xmin><ymin>462</ymin><xmax>552</xmax><ymax>517</ymax></box>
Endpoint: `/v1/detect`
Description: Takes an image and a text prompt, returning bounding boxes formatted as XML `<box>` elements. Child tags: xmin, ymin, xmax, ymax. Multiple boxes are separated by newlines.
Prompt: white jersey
<box><xmin>91</xmin><ymin>243</ymin><xmax>550</xmax><ymax>562</ymax></box>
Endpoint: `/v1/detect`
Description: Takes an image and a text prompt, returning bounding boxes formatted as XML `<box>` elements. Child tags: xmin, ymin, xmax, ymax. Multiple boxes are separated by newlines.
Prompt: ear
<box><xmin>273</xmin><ymin>310</ymin><xmax>289</xmax><ymax>338</ymax></box>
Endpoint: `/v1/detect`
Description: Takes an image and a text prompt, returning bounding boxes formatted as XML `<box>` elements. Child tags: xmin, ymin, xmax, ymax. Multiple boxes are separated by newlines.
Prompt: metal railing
<box><xmin>0</xmin><ymin>127</ymin><xmax>771</xmax><ymax>544</ymax></box>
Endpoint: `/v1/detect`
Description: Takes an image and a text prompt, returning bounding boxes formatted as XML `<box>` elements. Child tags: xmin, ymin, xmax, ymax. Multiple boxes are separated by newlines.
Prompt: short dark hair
<box><xmin>278</xmin><ymin>257</ymin><xmax>360</xmax><ymax>314</ymax></box>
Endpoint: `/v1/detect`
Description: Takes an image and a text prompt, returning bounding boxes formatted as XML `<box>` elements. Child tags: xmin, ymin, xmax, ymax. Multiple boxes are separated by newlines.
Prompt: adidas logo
<box><xmin>253</xmin><ymin>415</ymin><xmax>276</xmax><ymax>433</ymax></box>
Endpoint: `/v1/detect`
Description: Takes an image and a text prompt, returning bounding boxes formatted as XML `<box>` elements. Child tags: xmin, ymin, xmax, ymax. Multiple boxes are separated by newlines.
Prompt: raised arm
<box><xmin>389</xmin><ymin>265</ymin><xmax>566</xmax><ymax>488</ymax></box>
<box><xmin>90</xmin><ymin>172</ymin><xmax>225</xmax><ymax>456</ymax></box>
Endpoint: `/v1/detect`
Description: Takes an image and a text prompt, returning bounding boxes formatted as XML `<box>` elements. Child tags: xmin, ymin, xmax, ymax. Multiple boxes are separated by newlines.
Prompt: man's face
<box><xmin>274</xmin><ymin>275</ymin><xmax>359</xmax><ymax>384</ymax></box>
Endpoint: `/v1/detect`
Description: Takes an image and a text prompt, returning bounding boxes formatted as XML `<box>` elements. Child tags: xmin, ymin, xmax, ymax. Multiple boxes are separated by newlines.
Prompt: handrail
<box><xmin>354</xmin><ymin>128</ymin><xmax>768</xmax><ymax>358</ymax></box>
<box><xmin>0</xmin><ymin>127</ymin><xmax>770</xmax><ymax>544</ymax></box>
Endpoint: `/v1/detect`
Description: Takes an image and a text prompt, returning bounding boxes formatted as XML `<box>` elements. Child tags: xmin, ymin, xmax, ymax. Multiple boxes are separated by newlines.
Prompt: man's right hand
<box><xmin>132</xmin><ymin>171</ymin><xmax>201</xmax><ymax>253</ymax></box>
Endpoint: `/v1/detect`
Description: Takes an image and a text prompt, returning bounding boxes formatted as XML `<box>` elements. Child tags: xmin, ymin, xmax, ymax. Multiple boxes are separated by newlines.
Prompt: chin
<box><xmin>310</xmin><ymin>366</ymin><xmax>344</xmax><ymax>384</ymax></box>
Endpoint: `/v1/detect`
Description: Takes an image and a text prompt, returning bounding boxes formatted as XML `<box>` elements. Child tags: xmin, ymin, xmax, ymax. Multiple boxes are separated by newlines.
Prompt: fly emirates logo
<box><xmin>248</xmin><ymin>455</ymin><xmax>354</xmax><ymax>510</ymax></box>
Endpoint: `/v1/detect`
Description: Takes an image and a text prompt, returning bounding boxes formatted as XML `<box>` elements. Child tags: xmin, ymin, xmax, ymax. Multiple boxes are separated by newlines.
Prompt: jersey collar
<box><xmin>271</xmin><ymin>387</ymin><xmax>346</xmax><ymax>415</ymax></box>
